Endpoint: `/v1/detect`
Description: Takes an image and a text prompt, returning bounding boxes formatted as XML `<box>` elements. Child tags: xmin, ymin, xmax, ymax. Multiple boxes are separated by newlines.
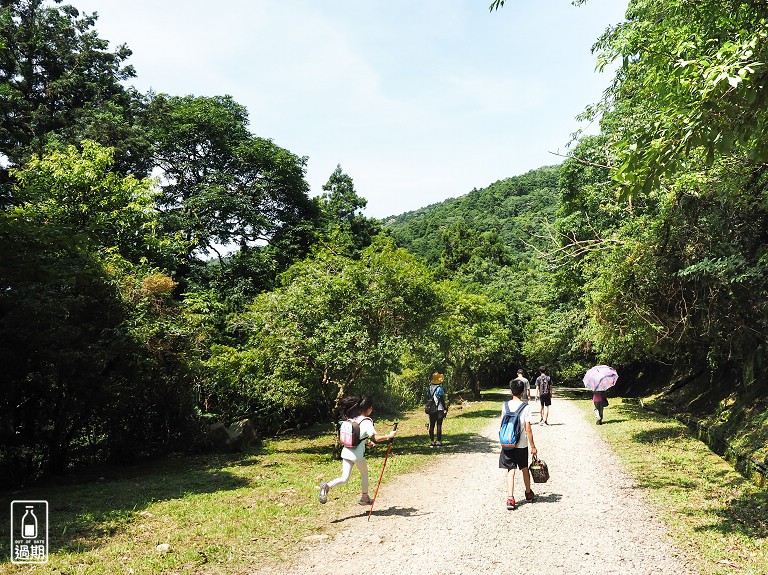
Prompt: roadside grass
<box><xmin>643</xmin><ymin>377</ymin><xmax>768</xmax><ymax>487</ymax></box>
<box><xmin>0</xmin><ymin>393</ymin><xmax>501</xmax><ymax>574</ymax></box>
<box><xmin>566</xmin><ymin>391</ymin><xmax>768</xmax><ymax>575</ymax></box>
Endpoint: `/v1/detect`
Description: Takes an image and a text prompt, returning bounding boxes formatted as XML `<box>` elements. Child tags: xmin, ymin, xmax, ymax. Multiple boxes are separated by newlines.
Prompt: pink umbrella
<box><xmin>583</xmin><ymin>365</ymin><xmax>618</xmax><ymax>392</ymax></box>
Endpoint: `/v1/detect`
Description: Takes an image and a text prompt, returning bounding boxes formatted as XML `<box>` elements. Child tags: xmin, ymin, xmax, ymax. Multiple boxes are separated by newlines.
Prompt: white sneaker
<box><xmin>318</xmin><ymin>482</ymin><xmax>329</xmax><ymax>504</ymax></box>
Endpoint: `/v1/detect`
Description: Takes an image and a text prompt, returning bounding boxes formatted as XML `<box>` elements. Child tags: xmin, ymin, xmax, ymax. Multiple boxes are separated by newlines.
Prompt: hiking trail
<box><xmin>256</xmin><ymin>397</ymin><xmax>698</xmax><ymax>575</ymax></box>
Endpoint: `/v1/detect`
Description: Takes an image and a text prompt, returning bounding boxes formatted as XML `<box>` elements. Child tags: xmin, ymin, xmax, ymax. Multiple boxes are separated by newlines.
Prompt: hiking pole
<box><xmin>368</xmin><ymin>420</ymin><xmax>398</xmax><ymax>521</ymax></box>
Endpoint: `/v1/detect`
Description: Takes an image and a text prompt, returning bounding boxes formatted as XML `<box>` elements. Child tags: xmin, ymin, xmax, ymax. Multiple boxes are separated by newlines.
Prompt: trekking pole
<box><xmin>368</xmin><ymin>420</ymin><xmax>398</xmax><ymax>521</ymax></box>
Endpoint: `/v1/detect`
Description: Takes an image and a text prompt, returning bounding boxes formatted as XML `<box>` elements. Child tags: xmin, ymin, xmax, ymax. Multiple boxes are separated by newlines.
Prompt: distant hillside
<box><xmin>382</xmin><ymin>165</ymin><xmax>561</xmax><ymax>264</ymax></box>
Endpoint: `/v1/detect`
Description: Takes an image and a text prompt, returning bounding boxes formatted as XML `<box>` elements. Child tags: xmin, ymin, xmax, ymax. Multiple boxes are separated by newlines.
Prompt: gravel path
<box><xmin>258</xmin><ymin>397</ymin><xmax>698</xmax><ymax>575</ymax></box>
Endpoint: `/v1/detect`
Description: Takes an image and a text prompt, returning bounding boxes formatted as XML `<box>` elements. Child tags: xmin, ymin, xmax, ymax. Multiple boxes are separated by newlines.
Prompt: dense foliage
<box><xmin>203</xmin><ymin>237</ymin><xmax>438</xmax><ymax>427</ymax></box>
<box><xmin>399</xmin><ymin>0</ymin><xmax>768</xmax><ymax>398</ymax></box>
<box><xmin>0</xmin><ymin>143</ymin><xmax>196</xmax><ymax>484</ymax></box>
<box><xmin>2</xmin><ymin>0</ymin><xmax>768</xmax><ymax>486</ymax></box>
<box><xmin>576</xmin><ymin>0</ymin><xmax>768</xmax><ymax>383</ymax></box>
<box><xmin>0</xmin><ymin>0</ymin><xmax>149</xmax><ymax>176</ymax></box>
<box><xmin>385</xmin><ymin>167</ymin><xmax>580</xmax><ymax>380</ymax></box>
<box><xmin>0</xmin><ymin>1</ymin><xmax>487</xmax><ymax>486</ymax></box>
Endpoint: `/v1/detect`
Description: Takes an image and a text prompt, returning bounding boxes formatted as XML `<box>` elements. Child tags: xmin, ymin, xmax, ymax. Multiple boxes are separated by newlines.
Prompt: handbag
<box><xmin>529</xmin><ymin>454</ymin><xmax>549</xmax><ymax>483</ymax></box>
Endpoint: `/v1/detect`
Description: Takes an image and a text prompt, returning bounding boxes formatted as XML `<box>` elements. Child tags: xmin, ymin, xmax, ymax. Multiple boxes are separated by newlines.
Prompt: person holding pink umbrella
<box><xmin>592</xmin><ymin>389</ymin><xmax>608</xmax><ymax>424</ymax></box>
<box><xmin>583</xmin><ymin>365</ymin><xmax>618</xmax><ymax>425</ymax></box>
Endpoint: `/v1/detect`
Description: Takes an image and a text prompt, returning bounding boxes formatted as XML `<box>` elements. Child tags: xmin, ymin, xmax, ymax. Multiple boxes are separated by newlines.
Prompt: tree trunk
<box><xmin>321</xmin><ymin>371</ymin><xmax>347</xmax><ymax>420</ymax></box>
<box><xmin>467</xmin><ymin>366</ymin><xmax>481</xmax><ymax>400</ymax></box>
<box><xmin>47</xmin><ymin>371</ymin><xmax>72</xmax><ymax>475</ymax></box>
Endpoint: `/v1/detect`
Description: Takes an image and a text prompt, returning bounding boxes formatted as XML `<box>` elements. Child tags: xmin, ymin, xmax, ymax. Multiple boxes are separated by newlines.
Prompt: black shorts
<box><xmin>540</xmin><ymin>393</ymin><xmax>552</xmax><ymax>407</ymax></box>
<box><xmin>499</xmin><ymin>447</ymin><xmax>529</xmax><ymax>470</ymax></box>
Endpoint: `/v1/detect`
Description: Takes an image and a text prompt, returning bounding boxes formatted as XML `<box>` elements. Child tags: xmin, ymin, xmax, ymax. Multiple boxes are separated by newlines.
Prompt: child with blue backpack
<box><xmin>499</xmin><ymin>378</ymin><xmax>538</xmax><ymax>510</ymax></box>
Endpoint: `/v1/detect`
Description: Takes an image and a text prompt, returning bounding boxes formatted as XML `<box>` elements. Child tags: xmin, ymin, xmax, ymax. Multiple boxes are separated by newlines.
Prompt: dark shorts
<box><xmin>499</xmin><ymin>447</ymin><xmax>529</xmax><ymax>470</ymax></box>
<box><xmin>540</xmin><ymin>393</ymin><xmax>552</xmax><ymax>407</ymax></box>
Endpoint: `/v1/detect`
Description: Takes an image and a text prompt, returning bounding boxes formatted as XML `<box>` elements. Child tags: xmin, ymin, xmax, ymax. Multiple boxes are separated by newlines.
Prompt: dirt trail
<box><xmin>257</xmin><ymin>397</ymin><xmax>698</xmax><ymax>575</ymax></box>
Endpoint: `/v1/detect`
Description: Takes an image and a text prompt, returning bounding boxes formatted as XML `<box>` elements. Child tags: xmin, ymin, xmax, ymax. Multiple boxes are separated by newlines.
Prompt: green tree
<box><xmin>321</xmin><ymin>164</ymin><xmax>366</xmax><ymax>223</ymax></box>
<box><xmin>0</xmin><ymin>0</ymin><xmax>149</xmax><ymax>177</ymax></box>
<box><xmin>205</xmin><ymin>236</ymin><xmax>438</xmax><ymax>428</ymax></box>
<box><xmin>563</xmin><ymin>1</ymin><xmax>768</xmax><ymax>381</ymax></box>
<box><xmin>0</xmin><ymin>142</ymin><xmax>199</xmax><ymax>486</ymax></box>
<box><xmin>319</xmin><ymin>164</ymin><xmax>380</xmax><ymax>253</ymax></box>
<box><xmin>9</xmin><ymin>140</ymin><xmax>161</xmax><ymax>261</ymax></box>
<box><xmin>440</xmin><ymin>220</ymin><xmax>476</xmax><ymax>272</ymax></box>
<box><xmin>145</xmin><ymin>94</ymin><xmax>319</xmax><ymax>275</ymax></box>
<box><xmin>589</xmin><ymin>0</ymin><xmax>768</xmax><ymax>195</ymax></box>
<box><xmin>431</xmin><ymin>281</ymin><xmax>515</xmax><ymax>399</ymax></box>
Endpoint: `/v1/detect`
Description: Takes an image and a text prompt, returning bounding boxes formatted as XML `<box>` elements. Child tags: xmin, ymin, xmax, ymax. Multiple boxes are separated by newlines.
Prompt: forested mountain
<box><xmin>383</xmin><ymin>166</ymin><xmax>560</xmax><ymax>267</ymax></box>
<box><xmin>380</xmin><ymin>164</ymin><xmax>604</xmax><ymax>395</ymax></box>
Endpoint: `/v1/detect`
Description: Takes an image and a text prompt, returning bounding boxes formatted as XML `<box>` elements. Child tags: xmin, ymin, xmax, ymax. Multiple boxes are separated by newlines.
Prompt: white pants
<box><xmin>328</xmin><ymin>458</ymin><xmax>369</xmax><ymax>493</ymax></box>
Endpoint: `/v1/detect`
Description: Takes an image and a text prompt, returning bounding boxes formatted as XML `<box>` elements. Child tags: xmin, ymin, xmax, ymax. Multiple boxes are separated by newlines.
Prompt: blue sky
<box><xmin>74</xmin><ymin>0</ymin><xmax>628</xmax><ymax>219</ymax></box>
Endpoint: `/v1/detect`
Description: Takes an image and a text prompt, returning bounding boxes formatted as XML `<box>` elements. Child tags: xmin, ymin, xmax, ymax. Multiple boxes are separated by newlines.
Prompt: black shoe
<box><xmin>525</xmin><ymin>489</ymin><xmax>535</xmax><ymax>501</ymax></box>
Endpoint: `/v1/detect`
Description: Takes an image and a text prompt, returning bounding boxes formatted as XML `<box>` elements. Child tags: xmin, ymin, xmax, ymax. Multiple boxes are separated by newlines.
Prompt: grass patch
<box><xmin>570</xmin><ymin>394</ymin><xmax>768</xmax><ymax>575</ymax></box>
<box><xmin>643</xmin><ymin>376</ymin><xmax>768</xmax><ymax>487</ymax></box>
<box><xmin>0</xmin><ymin>394</ymin><xmax>500</xmax><ymax>574</ymax></box>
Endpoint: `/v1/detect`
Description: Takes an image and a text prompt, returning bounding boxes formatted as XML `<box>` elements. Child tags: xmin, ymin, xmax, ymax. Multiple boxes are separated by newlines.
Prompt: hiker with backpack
<box><xmin>499</xmin><ymin>378</ymin><xmax>538</xmax><ymax>510</ymax></box>
<box><xmin>319</xmin><ymin>395</ymin><xmax>396</xmax><ymax>506</ymax></box>
<box><xmin>535</xmin><ymin>366</ymin><xmax>553</xmax><ymax>425</ymax></box>
<box><xmin>425</xmin><ymin>371</ymin><xmax>448</xmax><ymax>447</ymax></box>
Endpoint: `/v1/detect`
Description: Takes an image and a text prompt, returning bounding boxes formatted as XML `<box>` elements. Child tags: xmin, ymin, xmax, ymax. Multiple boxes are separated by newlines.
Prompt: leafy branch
<box><xmin>524</xmin><ymin>217</ymin><xmax>623</xmax><ymax>270</ymax></box>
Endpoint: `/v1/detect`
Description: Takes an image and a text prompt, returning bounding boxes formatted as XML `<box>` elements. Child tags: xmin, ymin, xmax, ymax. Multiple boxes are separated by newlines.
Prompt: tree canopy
<box><xmin>145</xmin><ymin>94</ymin><xmax>319</xmax><ymax>263</ymax></box>
<box><xmin>0</xmin><ymin>0</ymin><xmax>148</xmax><ymax>176</ymax></box>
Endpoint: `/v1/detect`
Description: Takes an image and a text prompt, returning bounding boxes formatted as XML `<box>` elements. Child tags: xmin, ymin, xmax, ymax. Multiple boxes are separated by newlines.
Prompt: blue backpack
<box><xmin>499</xmin><ymin>402</ymin><xmax>527</xmax><ymax>451</ymax></box>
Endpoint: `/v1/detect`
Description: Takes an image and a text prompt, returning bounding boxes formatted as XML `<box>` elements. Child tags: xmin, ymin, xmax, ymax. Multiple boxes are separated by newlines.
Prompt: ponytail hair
<box><xmin>338</xmin><ymin>395</ymin><xmax>373</xmax><ymax>418</ymax></box>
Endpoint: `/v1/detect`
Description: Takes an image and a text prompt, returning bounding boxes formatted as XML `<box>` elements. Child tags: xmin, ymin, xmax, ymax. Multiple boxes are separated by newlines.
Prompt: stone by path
<box><xmin>256</xmin><ymin>397</ymin><xmax>698</xmax><ymax>575</ymax></box>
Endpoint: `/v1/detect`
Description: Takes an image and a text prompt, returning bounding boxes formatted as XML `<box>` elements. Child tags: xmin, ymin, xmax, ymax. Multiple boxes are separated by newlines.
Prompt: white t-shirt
<box><xmin>340</xmin><ymin>416</ymin><xmax>376</xmax><ymax>461</ymax></box>
<box><xmin>500</xmin><ymin>399</ymin><xmax>532</xmax><ymax>449</ymax></box>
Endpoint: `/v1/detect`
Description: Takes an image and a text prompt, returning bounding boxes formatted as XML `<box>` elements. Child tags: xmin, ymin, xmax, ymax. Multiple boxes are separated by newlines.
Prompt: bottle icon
<box><xmin>21</xmin><ymin>506</ymin><xmax>37</xmax><ymax>539</ymax></box>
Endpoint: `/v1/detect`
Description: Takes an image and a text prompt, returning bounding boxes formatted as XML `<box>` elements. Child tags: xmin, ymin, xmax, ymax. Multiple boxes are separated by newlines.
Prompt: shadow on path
<box><xmin>530</xmin><ymin>492</ymin><xmax>563</xmax><ymax>504</ymax></box>
<box><xmin>331</xmin><ymin>506</ymin><xmax>425</xmax><ymax>523</ymax></box>
<box><xmin>449</xmin><ymin>434</ymin><xmax>499</xmax><ymax>455</ymax></box>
